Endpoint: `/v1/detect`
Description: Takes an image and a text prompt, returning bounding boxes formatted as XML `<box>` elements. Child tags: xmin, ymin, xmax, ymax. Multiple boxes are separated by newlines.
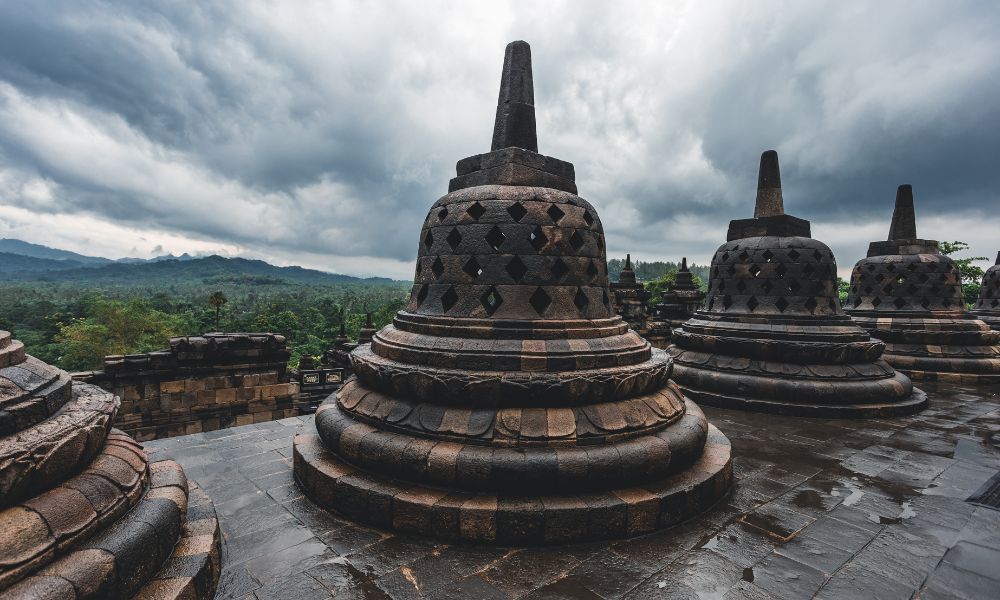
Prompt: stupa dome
<box><xmin>666</xmin><ymin>151</ymin><xmax>926</xmax><ymax>418</ymax></box>
<box><xmin>973</xmin><ymin>252</ymin><xmax>1000</xmax><ymax>330</ymax></box>
<box><xmin>294</xmin><ymin>41</ymin><xmax>733</xmax><ymax>545</ymax></box>
<box><xmin>844</xmin><ymin>186</ymin><xmax>1000</xmax><ymax>382</ymax></box>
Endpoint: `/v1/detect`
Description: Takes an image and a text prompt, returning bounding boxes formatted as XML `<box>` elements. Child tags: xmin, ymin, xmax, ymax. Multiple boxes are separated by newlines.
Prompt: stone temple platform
<box><xmin>144</xmin><ymin>380</ymin><xmax>1000</xmax><ymax>600</ymax></box>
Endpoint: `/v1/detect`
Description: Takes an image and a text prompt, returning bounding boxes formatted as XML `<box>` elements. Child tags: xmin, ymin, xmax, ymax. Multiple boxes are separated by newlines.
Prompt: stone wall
<box><xmin>75</xmin><ymin>333</ymin><xmax>302</xmax><ymax>441</ymax></box>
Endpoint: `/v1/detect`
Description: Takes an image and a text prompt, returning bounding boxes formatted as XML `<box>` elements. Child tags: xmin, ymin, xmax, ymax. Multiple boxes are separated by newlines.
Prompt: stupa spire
<box><xmin>617</xmin><ymin>253</ymin><xmax>638</xmax><ymax>285</ymax></box>
<box><xmin>681</xmin><ymin>257</ymin><xmax>689</xmax><ymax>272</ymax></box>
<box><xmin>491</xmin><ymin>40</ymin><xmax>537</xmax><ymax>152</ymax></box>
<box><xmin>754</xmin><ymin>150</ymin><xmax>784</xmax><ymax>218</ymax></box>
<box><xmin>887</xmin><ymin>184</ymin><xmax>917</xmax><ymax>240</ymax></box>
<box><xmin>996</xmin><ymin>251</ymin><xmax>1000</xmax><ymax>266</ymax></box>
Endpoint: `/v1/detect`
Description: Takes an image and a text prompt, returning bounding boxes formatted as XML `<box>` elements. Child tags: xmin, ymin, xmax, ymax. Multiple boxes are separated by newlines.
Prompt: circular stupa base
<box><xmin>678</xmin><ymin>385</ymin><xmax>928</xmax><ymax>419</ymax></box>
<box><xmin>881</xmin><ymin>351</ymin><xmax>1000</xmax><ymax>384</ymax></box>
<box><xmin>888</xmin><ymin>365</ymin><xmax>1000</xmax><ymax>384</ymax></box>
<box><xmin>293</xmin><ymin>425</ymin><xmax>732</xmax><ymax>545</ymax></box>
<box><xmin>975</xmin><ymin>313</ymin><xmax>1000</xmax><ymax>332</ymax></box>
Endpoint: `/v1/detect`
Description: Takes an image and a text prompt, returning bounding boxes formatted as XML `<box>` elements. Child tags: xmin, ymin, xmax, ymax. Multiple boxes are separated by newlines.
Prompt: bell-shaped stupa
<box><xmin>844</xmin><ymin>186</ymin><xmax>1000</xmax><ymax>382</ymax></box>
<box><xmin>0</xmin><ymin>329</ymin><xmax>220</xmax><ymax>598</ymax></box>
<box><xmin>294</xmin><ymin>41</ymin><xmax>733</xmax><ymax>545</ymax></box>
<box><xmin>973</xmin><ymin>252</ymin><xmax>1000</xmax><ymax>331</ymax></box>
<box><xmin>666</xmin><ymin>152</ymin><xmax>927</xmax><ymax>417</ymax></box>
<box><xmin>610</xmin><ymin>253</ymin><xmax>652</xmax><ymax>333</ymax></box>
<box><xmin>656</xmin><ymin>257</ymin><xmax>706</xmax><ymax>329</ymax></box>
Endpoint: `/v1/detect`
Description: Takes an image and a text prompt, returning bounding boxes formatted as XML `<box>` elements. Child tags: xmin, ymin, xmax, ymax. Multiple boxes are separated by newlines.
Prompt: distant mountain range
<box><xmin>0</xmin><ymin>238</ymin><xmax>396</xmax><ymax>285</ymax></box>
<box><xmin>0</xmin><ymin>238</ymin><xmax>200</xmax><ymax>265</ymax></box>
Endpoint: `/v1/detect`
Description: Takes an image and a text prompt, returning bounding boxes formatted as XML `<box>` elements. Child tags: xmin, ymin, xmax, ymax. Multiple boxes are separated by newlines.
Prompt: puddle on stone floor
<box><xmin>841</xmin><ymin>481</ymin><xmax>865</xmax><ymax>506</ymax></box>
<box><xmin>792</xmin><ymin>489</ymin><xmax>825</xmax><ymax>510</ymax></box>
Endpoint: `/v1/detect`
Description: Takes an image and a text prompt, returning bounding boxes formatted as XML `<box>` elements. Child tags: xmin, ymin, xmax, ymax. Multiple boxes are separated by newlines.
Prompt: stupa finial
<box><xmin>887</xmin><ymin>185</ymin><xmax>917</xmax><ymax>240</ymax></box>
<box><xmin>681</xmin><ymin>257</ymin><xmax>688</xmax><ymax>272</ymax></box>
<box><xmin>995</xmin><ymin>251</ymin><xmax>1000</xmax><ymax>266</ymax></box>
<box><xmin>491</xmin><ymin>41</ymin><xmax>537</xmax><ymax>152</ymax></box>
<box><xmin>625</xmin><ymin>253</ymin><xmax>632</xmax><ymax>269</ymax></box>
<box><xmin>754</xmin><ymin>150</ymin><xmax>784</xmax><ymax>218</ymax></box>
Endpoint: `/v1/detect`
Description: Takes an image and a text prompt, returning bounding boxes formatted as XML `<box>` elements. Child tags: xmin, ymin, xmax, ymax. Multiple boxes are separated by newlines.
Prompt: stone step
<box><xmin>0</xmin><ymin>356</ymin><xmax>74</xmax><ymax>435</ymax></box>
<box><xmin>1</xmin><ymin>460</ymin><xmax>197</xmax><ymax>599</ymax></box>
<box><xmin>294</xmin><ymin>425</ymin><xmax>732</xmax><ymax>545</ymax></box>
<box><xmin>0</xmin><ymin>383</ymin><xmax>118</xmax><ymax>504</ymax></box>
<box><xmin>0</xmin><ymin>339</ymin><xmax>25</xmax><ymax>369</ymax></box>
<box><xmin>0</xmin><ymin>432</ymin><xmax>148</xmax><ymax>589</ymax></box>
<box><xmin>132</xmin><ymin>481</ymin><xmax>222</xmax><ymax>600</ymax></box>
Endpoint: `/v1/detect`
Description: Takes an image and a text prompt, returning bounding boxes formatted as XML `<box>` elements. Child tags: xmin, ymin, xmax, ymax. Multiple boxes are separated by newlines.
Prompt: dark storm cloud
<box><xmin>0</xmin><ymin>1</ymin><xmax>997</xmax><ymax>278</ymax></box>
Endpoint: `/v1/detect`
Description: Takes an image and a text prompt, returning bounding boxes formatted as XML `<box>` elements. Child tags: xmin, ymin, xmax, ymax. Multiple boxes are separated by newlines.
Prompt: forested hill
<box><xmin>0</xmin><ymin>238</ymin><xmax>112</xmax><ymax>264</ymax></box>
<box><xmin>2</xmin><ymin>253</ymin><xmax>397</xmax><ymax>286</ymax></box>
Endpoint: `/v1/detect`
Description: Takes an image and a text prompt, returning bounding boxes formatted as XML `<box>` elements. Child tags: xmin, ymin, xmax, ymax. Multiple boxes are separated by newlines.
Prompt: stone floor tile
<box><xmin>920</xmin><ymin>561</ymin><xmax>1000</xmax><ymax>600</ymax></box>
<box><xmin>242</xmin><ymin>538</ymin><xmax>336</xmax><ymax>584</ymax></box>
<box><xmin>252</xmin><ymin>573</ymin><xmax>333</xmax><ymax>600</ymax></box>
<box><xmin>479</xmin><ymin>546</ymin><xmax>593</xmax><ymax>597</ymax></box>
<box><xmin>344</xmin><ymin>536</ymin><xmax>442</xmax><ymax>578</ymax></box>
<box><xmin>139</xmin><ymin>384</ymin><xmax>1000</xmax><ymax>600</ymax></box>
<box><xmin>773</xmin><ymin>534</ymin><xmax>853</xmax><ymax>575</ymax></box>
<box><xmin>798</xmin><ymin>515</ymin><xmax>878</xmax><ymax>554</ymax></box>
<box><xmin>750</xmin><ymin>552</ymin><xmax>828</xmax><ymax>600</ymax></box>
<box><xmin>215</xmin><ymin>565</ymin><xmax>260</xmax><ymax>600</ymax></box>
<box><xmin>813</xmin><ymin>561</ymin><xmax>911</xmax><ymax>600</ymax></box>
<box><xmin>940</xmin><ymin>540</ymin><xmax>1000</xmax><ymax>581</ymax></box>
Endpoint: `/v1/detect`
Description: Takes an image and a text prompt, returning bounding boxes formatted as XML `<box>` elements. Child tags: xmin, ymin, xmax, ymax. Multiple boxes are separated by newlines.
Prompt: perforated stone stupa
<box><xmin>656</xmin><ymin>257</ymin><xmax>706</xmax><ymax>329</ymax></box>
<box><xmin>610</xmin><ymin>253</ymin><xmax>652</xmax><ymax>333</ymax></box>
<box><xmin>844</xmin><ymin>186</ymin><xmax>1000</xmax><ymax>382</ymax></box>
<box><xmin>973</xmin><ymin>252</ymin><xmax>1000</xmax><ymax>331</ymax></box>
<box><xmin>0</xmin><ymin>329</ymin><xmax>220</xmax><ymax>599</ymax></box>
<box><xmin>293</xmin><ymin>41</ymin><xmax>733</xmax><ymax>545</ymax></box>
<box><xmin>666</xmin><ymin>151</ymin><xmax>927</xmax><ymax>418</ymax></box>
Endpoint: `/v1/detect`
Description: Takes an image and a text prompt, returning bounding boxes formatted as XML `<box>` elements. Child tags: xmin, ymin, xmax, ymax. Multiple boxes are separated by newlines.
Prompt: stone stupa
<box><xmin>844</xmin><ymin>186</ymin><xmax>1000</xmax><ymax>382</ymax></box>
<box><xmin>666</xmin><ymin>151</ymin><xmax>927</xmax><ymax>418</ymax></box>
<box><xmin>657</xmin><ymin>257</ymin><xmax>706</xmax><ymax>329</ymax></box>
<box><xmin>294</xmin><ymin>41</ymin><xmax>733</xmax><ymax>545</ymax></box>
<box><xmin>610</xmin><ymin>253</ymin><xmax>652</xmax><ymax>333</ymax></box>
<box><xmin>0</xmin><ymin>329</ymin><xmax>220</xmax><ymax>598</ymax></box>
<box><xmin>973</xmin><ymin>252</ymin><xmax>1000</xmax><ymax>331</ymax></box>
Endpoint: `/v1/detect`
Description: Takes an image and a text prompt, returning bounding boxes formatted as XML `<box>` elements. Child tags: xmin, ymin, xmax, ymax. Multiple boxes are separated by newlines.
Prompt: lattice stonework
<box><xmin>294</xmin><ymin>40</ymin><xmax>733</xmax><ymax>545</ymax></box>
<box><xmin>664</xmin><ymin>151</ymin><xmax>927</xmax><ymax>418</ymax></box>
<box><xmin>843</xmin><ymin>187</ymin><xmax>1000</xmax><ymax>382</ymax></box>
<box><xmin>973</xmin><ymin>254</ymin><xmax>1000</xmax><ymax>330</ymax></box>
<box><xmin>844</xmin><ymin>254</ymin><xmax>965</xmax><ymax>312</ymax></box>
<box><xmin>407</xmin><ymin>191</ymin><xmax>611</xmax><ymax>319</ymax></box>
<box><xmin>704</xmin><ymin>239</ymin><xmax>840</xmax><ymax>316</ymax></box>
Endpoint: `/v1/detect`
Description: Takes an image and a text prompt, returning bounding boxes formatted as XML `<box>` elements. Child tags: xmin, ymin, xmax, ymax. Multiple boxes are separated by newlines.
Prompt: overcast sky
<box><xmin>0</xmin><ymin>1</ymin><xmax>997</xmax><ymax>279</ymax></box>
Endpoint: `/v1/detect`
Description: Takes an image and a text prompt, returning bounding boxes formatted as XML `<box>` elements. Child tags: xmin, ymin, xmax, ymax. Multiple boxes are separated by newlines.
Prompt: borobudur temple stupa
<box><xmin>0</xmin><ymin>328</ymin><xmax>221</xmax><ymax>598</ymax></box>
<box><xmin>293</xmin><ymin>41</ymin><xmax>733</xmax><ymax>545</ymax></box>
<box><xmin>843</xmin><ymin>186</ymin><xmax>1000</xmax><ymax>382</ymax></box>
<box><xmin>665</xmin><ymin>151</ymin><xmax>927</xmax><ymax>418</ymax></box>
<box><xmin>973</xmin><ymin>252</ymin><xmax>1000</xmax><ymax>331</ymax></box>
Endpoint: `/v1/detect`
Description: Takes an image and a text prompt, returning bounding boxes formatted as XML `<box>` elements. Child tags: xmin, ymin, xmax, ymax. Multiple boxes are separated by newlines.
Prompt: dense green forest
<box><xmin>1</xmin><ymin>242</ymin><xmax>985</xmax><ymax>373</ymax></box>
<box><xmin>607</xmin><ymin>257</ymin><xmax>710</xmax><ymax>284</ymax></box>
<box><xmin>0</xmin><ymin>254</ymin><xmax>409</xmax><ymax>371</ymax></box>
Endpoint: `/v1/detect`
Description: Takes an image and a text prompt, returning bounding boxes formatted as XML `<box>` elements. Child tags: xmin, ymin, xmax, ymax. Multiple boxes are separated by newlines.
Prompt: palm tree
<box><xmin>208</xmin><ymin>291</ymin><xmax>228</xmax><ymax>331</ymax></box>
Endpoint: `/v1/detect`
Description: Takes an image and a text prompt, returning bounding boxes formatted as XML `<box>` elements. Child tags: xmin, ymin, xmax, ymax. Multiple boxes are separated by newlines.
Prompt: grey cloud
<box><xmin>0</xmin><ymin>1</ymin><xmax>997</xmax><ymax>279</ymax></box>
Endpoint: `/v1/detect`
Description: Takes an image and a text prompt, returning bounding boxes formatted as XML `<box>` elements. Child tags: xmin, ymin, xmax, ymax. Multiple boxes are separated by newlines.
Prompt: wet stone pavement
<box><xmin>143</xmin><ymin>381</ymin><xmax>1000</xmax><ymax>600</ymax></box>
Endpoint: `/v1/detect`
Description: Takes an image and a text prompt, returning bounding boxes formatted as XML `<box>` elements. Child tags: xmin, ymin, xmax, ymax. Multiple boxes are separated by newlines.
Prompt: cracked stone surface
<box><xmin>144</xmin><ymin>380</ymin><xmax>1000</xmax><ymax>600</ymax></box>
